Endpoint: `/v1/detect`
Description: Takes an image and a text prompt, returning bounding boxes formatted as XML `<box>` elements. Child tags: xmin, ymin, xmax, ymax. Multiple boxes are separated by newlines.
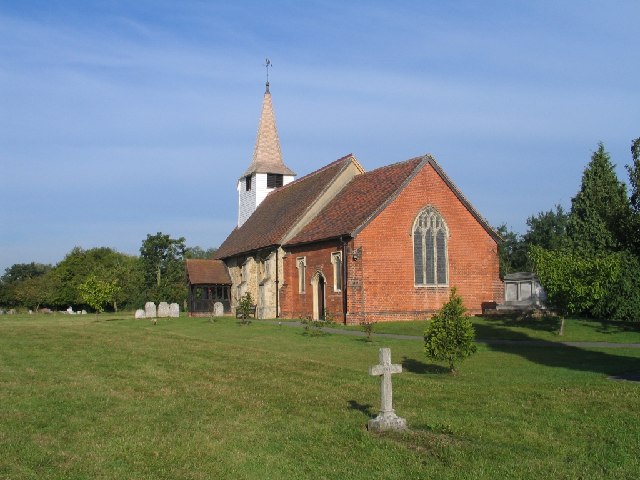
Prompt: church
<box><xmin>211</xmin><ymin>81</ymin><xmax>503</xmax><ymax>323</ymax></box>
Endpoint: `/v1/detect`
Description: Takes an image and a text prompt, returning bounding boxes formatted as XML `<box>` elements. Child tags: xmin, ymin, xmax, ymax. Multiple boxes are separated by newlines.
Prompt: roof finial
<box><xmin>264</xmin><ymin>58</ymin><xmax>272</xmax><ymax>93</ymax></box>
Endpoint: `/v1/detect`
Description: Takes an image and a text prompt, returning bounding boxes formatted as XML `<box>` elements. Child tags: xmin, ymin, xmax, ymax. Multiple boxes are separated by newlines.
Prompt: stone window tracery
<box><xmin>413</xmin><ymin>206</ymin><xmax>449</xmax><ymax>286</ymax></box>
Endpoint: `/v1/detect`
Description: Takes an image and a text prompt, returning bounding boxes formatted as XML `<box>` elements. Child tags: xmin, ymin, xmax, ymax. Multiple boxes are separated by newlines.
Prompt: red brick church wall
<box><xmin>346</xmin><ymin>163</ymin><xmax>502</xmax><ymax>323</ymax></box>
<box><xmin>280</xmin><ymin>240</ymin><xmax>345</xmax><ymax>320</ymax></box>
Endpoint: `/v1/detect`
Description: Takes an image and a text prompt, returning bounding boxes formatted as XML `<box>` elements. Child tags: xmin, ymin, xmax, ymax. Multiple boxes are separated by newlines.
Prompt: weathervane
<box><xmin>265</xmin><ymin>58</ymin><xmax>272</xmax><ymax>92</ymax></box>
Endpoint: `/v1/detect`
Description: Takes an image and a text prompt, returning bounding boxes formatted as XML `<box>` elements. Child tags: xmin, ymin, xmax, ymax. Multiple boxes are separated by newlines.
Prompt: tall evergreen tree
<box><xmin>625</xmin><ymin>137</ymin><xmax>640</xmax><ymax>255</ymax></box>
<box><xmin>628</xmin><ymin>138</ymin><xmax>640</xmax><ymax>213</ymax></box>
<box><xmin>567</xmin><ymin>143</ymin><xmax>630</xmax><ymax>252</ymax></box>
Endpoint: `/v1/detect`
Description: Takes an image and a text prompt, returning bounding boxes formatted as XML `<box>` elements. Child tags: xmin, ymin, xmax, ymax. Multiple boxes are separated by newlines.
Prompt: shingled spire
<box><xmin>237</xmin><ymin>81</ymin><xmax>296</xmax><ymax>228</ymax></box>
<box><xmin>242</xmin><ymin>83</ymin><xmax>295</xmax><ymax>178</ymax></box>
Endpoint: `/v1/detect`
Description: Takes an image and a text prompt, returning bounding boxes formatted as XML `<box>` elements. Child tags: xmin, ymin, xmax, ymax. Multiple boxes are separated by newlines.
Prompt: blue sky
<box><xmin>1</xmin><ymin>0</ymin><xmax>639</xmax><ymax>273</ymax></box>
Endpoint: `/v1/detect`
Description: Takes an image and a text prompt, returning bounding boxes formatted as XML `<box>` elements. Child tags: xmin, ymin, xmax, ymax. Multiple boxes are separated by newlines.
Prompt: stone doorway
<box><xmin>311</xmin><ymin>272</ymin><xmax>326</xmax><ymax>320</ymax></box>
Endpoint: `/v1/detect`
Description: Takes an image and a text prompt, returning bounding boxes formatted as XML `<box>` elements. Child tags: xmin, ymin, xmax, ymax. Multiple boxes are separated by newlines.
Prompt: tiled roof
<box><xmin>242</xmin><ymin>87</ymin><xmax>295</xmax><ymax>178</ymax></box>
<box><xmin>185</xmin><ymin>259</ymin><xmax>232</xmax><ymax>285</ymax></box>
<box><xmin>287</xmin><ymin>155</ymin><xmax>501</xmax><ymax>245</ymax></box>
<box><xmin>216</xmin><ymin>154</ymin><xmax>357</xmax><ymax>259</ymax></box>
<box><xmin>286</xmin><ymin>157</ymin><xmax>423</xmax><ymax>245</ymax></box>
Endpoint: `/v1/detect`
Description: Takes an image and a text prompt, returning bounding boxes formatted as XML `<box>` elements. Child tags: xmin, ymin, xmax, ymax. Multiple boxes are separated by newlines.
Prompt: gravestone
<box><xmin>169</xmin><ymin>303</ymin><xmax>180</xmax><ymax>318</ymax></box>
<box><xmin>158</xmin><ymin>302</ymin><xmax>170</xmax><ymax>318</ymax></box>
<box><xmin>67</xmin><ymin>306</ymin><xmax>74</xmax><ymax>314</ymax></box>
<box><xmin>134</xmin><ymin>309</ymin><xmax>146</xmax><ymax>319</ymax></box>
<box><xmin>213</xmin><ymin>301</ymin><xmax>224</xmax><ymax>317</ymax></box>
<box><xmin>145</xmin><ymin>302</ymin><xmax>157</xmax><ymax>318</ymax></box>
<box><xmin>368</xmin><ymin>348</ymin><xmax>407</xmax><ymax>432</ymax></box>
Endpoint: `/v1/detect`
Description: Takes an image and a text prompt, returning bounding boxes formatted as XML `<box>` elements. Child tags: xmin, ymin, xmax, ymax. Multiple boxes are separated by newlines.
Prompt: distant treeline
<box><xmin>0</xmin><ymin>233</ymin><xmax>217</xmax><ymax>312</ymax></box>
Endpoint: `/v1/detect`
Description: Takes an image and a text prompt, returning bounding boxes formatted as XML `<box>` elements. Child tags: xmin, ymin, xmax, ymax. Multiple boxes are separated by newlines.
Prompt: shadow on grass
<box><xmin>475</xmin><ymin>315</ymin><xmax>561</xmax><ymax>336</ymax></box>
<box><xmin>401</xmin><ymin>357</ymin><xmax>449</xmax><ymax>374</ymax></box>
<box><xmin>93</xmin><ymin>316</ymin><xmax>130</xmax><ymax>323</ymax></box>
<box><xmin>347</xmin><ymin>400</ymin><xmax>375</xmax><ymax>418</ymax></box>
<box><xmin>595</xmin><ymin>320</ymin><xmax>640</xmax><ymax>334</ymax></box>
<box><xmin>480</xmin><ymin>323</ymin><xmax>640</xmax><ymax>377</ymax></box>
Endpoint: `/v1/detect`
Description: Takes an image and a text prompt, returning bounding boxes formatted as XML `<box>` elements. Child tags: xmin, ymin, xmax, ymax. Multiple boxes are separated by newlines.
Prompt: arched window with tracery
<box><xmin>413</xmin><ymin>206</ymin><xmax>449</xmax><ymax>286</ymax></box>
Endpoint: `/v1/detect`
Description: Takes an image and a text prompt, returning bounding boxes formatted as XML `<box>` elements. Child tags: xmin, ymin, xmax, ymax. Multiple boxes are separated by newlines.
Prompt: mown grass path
<box><xmin>263</xmin><ymin>319</ymin><xmax>640</xmax><ymax>348</ymax></box>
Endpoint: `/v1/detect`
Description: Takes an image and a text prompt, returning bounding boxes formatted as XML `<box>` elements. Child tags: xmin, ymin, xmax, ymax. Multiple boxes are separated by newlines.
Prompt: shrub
<box><xmin>424</xmin><ymin>288</ymin><xmax>477</xmax><ymax>374</ymax></box>
<box><xmin>360</xmin><ymin>320</ymin><xmax>375</xmax><ymax>342</ymax></box>
<box><xmin>301</xmin><ymin>317</ymin><xmax>326</xmax><ymax>336</ymax></box>
<box><xmin>237</xmin><ymin>292</ymin><xmax>254</xmax><ymax>324</ymax></box>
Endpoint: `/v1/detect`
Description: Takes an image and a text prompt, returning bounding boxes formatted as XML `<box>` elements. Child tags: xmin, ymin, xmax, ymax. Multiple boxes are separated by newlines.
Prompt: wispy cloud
<box><xmin>0</xmin><ymin>1</ymin><xmax>639</xmax><ymax>272</ymax></box>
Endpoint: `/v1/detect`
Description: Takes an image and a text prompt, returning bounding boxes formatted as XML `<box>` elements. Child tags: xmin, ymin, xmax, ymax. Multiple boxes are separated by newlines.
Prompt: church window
<box><xmin>245</xmin><ymin>175</ymin><xmax>252</xmax><ymax>191</ymax></box>
<box><xmin>267</xmin><ymin>173</ymin><xmax>283</xmax><ymax>188</ymax></box>
<box><xmin>331</xmin><ymin>252</ymin><xmax>342</xmax><ymax>292</ymax></box>
<box><xmin>413</xmin><ymin>206</ymin><xmax>448</xmax><ymax>286</ymax></box>
<box><xmin>296</xmin><ymin>257</ymin><xmax>306</xmax><ymax>294</ymax></box>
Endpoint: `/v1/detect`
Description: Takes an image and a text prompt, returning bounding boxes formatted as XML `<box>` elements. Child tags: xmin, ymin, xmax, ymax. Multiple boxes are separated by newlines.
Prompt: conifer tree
<box><xmin>567</xmin><ymin>143</ymin><xmax>630</xmax><ymax>252</ymax></box>
<box><xmin>628</xmin><ymin>138</ymin><xmax>640</xmax><ymax>213</ymax></box>
<box><xmin>424</xmin><ymin>288</ymin><xmax>477</xmax><ymax>374</ymax></box>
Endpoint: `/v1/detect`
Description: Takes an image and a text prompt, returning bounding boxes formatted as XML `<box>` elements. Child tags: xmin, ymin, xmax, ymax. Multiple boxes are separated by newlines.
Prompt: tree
<box><xmin>1</xmin><ymin>262</ymin><xmax>52</xmax><ymax>284</ymax></box>
<box><xmin>625</xmin><ymin>137</ymin><xmax>640</xmax><ymax>255</ymax></box>
<box><xmin>78</xmin><ymin>274</ymin><xmax>119</xmax><ymax>317</ymax></box>
<box><xmin>529</xmin><ymin>246</ymin><xmax>619</xmax><ymax>318</ymax></box>
<box><xmin>567</xmin><ymin>143</ymin><xmax>631</xmax><ymax>253</ymax></box>
<box><xmin>523</xmin><ymin>204</ymin><xmax>569</xmax><ymax>251</ymax></box>
<box><xmin>184</xmin><ymin>246</ymin><xmax>218</xmax><ymax>259</ymax></box>
<box><xmin>47</xmin><ymin>247</ymin><xmax>141</xmax><ymax>309</ymax></box>
<box><xmin>12</xmin><ymin>273</ymin><xmax>54</xmax><ymax>311</ymax></box>
<box><xmin>140</xmin><ymin>232</ymin><xmax>187</xmax><ymax>304</ymax></box>
<box><xmin>1</xmin><ymin>262</ymin><xmax>53</xmax><ymax>309</ymax></box>
<box><xmin>591</xmin><ymin>251</ymin><xmax>640</xmax><ymax>322</ymax></box>
<box><xmin>627</xmin><ymin>137</ymin><xmax>640</xmax><ymax>213</ymax></box>
<box><xmin>496</xmin><ymin>224</ymin><xmax>528</xmax><ymax>276</ymax></box>
<box><xmin>424</xmin><ymin>288</ymin><xmax>477</xmax><ymax>374</ymax></box>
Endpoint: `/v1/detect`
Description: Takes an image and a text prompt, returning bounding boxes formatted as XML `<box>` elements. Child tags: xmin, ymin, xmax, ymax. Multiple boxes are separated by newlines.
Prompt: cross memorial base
<box><xmin>368</xmin><ymin>412</ymin><xmax>407</xmax><ymax>432</ymax></box>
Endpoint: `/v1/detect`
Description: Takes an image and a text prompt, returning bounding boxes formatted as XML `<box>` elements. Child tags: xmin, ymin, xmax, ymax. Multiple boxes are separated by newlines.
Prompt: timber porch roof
<box><xmin>185</xmin><ymin>259</ymin><xmax>232</xmax><ymax>285</ymax></box>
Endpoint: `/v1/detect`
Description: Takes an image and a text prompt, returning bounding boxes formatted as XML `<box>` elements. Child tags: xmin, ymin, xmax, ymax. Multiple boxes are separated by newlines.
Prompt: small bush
<box><xmin>237</xmin><ymin>292</ymin><xmax>254</xmax><ymax>325</ymax></box>
<box><xmin>424</xmin><ymin>288</ymin><xmax>477</xmax><ymax>374</ymax></box>
<box><xmin>360</xmin><ymin>320</ymin><xmax>375</xmax><ymax>342</ymax></box>
<box><xmin>301</xmin><ymin>315</ymin><xmax>326</xmax><ymax>336</ymax></box>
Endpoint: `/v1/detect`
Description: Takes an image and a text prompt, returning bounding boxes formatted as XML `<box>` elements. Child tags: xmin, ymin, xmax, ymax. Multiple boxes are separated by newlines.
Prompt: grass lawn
<box><xmin>1</xmin><ymin>313</ymin><xmax>639</xmax><ymax>479</ymax></box>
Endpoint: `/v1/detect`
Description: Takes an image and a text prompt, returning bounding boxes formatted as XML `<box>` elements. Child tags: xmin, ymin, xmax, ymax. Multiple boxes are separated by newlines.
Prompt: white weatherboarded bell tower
<box><xmin>237</xmin><ymin>80</ymin><xmax>296</xmax><ymax>227</ymax></box>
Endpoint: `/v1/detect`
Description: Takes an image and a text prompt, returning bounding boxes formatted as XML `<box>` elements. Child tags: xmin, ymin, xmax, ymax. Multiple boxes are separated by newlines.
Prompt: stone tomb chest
<box><xmin>500</xmin><ymin>272</ymin><xmax>546</xmax><ymax>310</ymax></box>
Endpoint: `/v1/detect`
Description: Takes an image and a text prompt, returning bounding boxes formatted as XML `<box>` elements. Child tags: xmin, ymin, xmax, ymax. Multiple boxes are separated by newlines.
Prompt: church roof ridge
<box><xmin>280</xmin><ymin>153</ymin><xmax>362</xmax><ymax>188</ymax></box>
<box><xmin>242</xmin><ymin>87</ymin><xmax>295</xmax><ymax>178</ymax></box>
<box><xmin>215</xmin><ymin>154</ymin><xmax>358</xmax><ymax>259</ymax></box>
<box><xmin>285</xmin><ymin>156</ymin><xmax>423</xmax><ymax>246</ymax></box>
<box><xmin>285</xmin><ymin>154</ymin><xmax>501</xmax><ymax>246</ymax></box>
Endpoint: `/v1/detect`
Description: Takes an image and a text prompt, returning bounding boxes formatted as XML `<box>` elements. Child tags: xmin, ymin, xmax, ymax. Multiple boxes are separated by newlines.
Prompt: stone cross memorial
<box><xmin>368</xmin><ymin>347</ymin><xmax>407</xmax><ymax>431</ymax></box>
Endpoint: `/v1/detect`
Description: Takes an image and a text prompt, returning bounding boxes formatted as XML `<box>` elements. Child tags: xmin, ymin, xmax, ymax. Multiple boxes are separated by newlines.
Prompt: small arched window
<box><xmin>413</xmin><ymin>206</ymin><xmax>449</xmax><ymax>286</ymax></box>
